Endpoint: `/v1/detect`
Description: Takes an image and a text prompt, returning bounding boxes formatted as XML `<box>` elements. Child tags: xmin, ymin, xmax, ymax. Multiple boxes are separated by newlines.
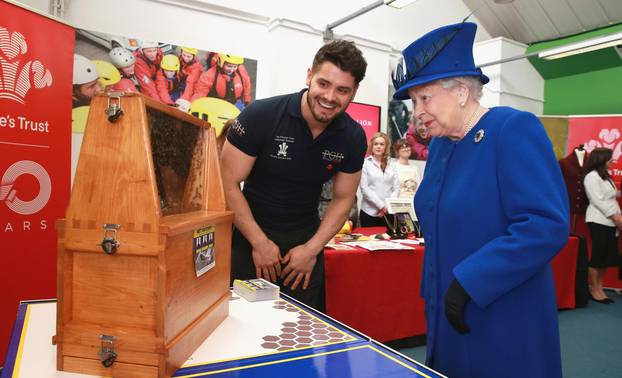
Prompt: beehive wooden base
<box><xmin>56</xmin><ymin>291</ymin><xmax>229</xmax><ymax>377</ymax></box>
<box><xmin>55</xmin><ymin>211</ymin><xmax>233</xmax><ymax>377</ymax></box>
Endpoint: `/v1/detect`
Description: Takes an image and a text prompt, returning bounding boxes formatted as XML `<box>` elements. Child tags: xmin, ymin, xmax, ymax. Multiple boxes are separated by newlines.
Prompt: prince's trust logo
<box><xmin>1</xmin><ymin>160</ymin><xmax>51</xmax><ymax>215</ymax></box>
<box><xmin>321</xmin><ymin>150</ymin><xmax>344</xmax><ymax>164</ymax></box>
<box><xmin>277</xmin><ymin>142</ymin><xmax>288</xmax><ymax>157</ymax></box>
<box><xmin>0</xmin><ymin>26</ymin><xmax>53</xmax><ymax>104</ymax></box>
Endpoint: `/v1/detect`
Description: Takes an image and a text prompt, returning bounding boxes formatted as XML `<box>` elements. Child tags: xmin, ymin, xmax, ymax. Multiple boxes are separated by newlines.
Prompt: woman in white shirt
<box><xmin>583</xmin><ymin>147</ymin><xmax>622</xmax><ymax>304</ymax></box>
<box><xmin>359</xmin><ymin>132</ymin><xmax>400</xmax><ymax>227</ymax></box>
<box><xmin>392</xmin><ymin>138</ymin><xmax>422</xmax><ymax>199</ymax></box>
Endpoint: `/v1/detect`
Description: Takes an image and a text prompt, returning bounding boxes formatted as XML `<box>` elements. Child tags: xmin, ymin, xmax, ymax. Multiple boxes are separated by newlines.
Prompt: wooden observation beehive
<box><xmin>55</xmin><ymin>93</ymin><xmax>233</xmax><ymax>377</ymax></box>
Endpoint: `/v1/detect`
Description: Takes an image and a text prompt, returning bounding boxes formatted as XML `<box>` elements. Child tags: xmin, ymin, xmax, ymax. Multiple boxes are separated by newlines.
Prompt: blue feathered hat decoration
<box><xmin>393</xmin><ymin>22</ymin><xmax>489</xmax><ymax>100</ymax></box>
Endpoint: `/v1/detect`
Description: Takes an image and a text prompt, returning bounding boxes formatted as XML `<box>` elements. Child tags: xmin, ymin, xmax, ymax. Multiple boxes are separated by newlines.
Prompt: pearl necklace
<box><xmin>462</xmin><ymin>106</ymin><xmax>485</xmax><ymax>138</ymax></box>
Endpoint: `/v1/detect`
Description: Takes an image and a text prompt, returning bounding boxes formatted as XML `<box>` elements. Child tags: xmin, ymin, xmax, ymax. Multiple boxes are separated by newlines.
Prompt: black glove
<box><xmin>444</xmin><ymin>279</ymin><xmax>471</xmax><ymax>334</ymax></box>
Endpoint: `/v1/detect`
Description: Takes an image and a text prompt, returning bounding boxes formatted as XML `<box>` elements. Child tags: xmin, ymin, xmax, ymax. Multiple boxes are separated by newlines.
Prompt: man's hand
<box><xmin>251</xmin><ymin>238</ymin><xmax>282</xmax><ymax>282</ymax></box>
<box><xmin>280</xmin><ymin>245</ymin><xmax>317</xmax><ymax>290</ymax></box>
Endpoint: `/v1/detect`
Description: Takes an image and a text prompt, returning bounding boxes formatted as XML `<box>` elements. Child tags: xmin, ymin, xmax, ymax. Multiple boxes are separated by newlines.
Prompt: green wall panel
<box><xmin>527</xmin><ymin>23</ymin><xmax>622</xmax><ymax>79</ymax></box>
<box><xmin>543</xmin><ymin>66</ymin><xmax>622</xmax><ymax>115</ymax></box>
<box><xmin>528</xmin><ymin>23</ymin><xmax>622</xmax><ymax>116</ymax></box>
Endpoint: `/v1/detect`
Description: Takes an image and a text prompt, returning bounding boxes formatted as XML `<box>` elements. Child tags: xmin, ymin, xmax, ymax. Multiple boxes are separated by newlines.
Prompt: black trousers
<box><xmin>230</xmin><ymin>221</ymin><xmax>325</xmax><ymax>312</ymax></box>
<box><xmin>359</xmin><ymin>210</ymin><xmax>389</xmax><ymax>228</ymax></box>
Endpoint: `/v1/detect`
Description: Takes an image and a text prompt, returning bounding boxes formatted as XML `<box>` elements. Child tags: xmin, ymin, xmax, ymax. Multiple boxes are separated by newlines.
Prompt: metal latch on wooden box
<box><xmin>105</xmin><ymin>92</ymin><xmax>124</xmax><ymax>123</ymax></box>
<box><xmin>99</xmin><ymin>334</ymin><xmax>117</xmax><ymax>367</ymax></box>
<box><xmin>98</xmin><ymin>223</ymin><xmax>121</xmax><ymax>255</ymax></box>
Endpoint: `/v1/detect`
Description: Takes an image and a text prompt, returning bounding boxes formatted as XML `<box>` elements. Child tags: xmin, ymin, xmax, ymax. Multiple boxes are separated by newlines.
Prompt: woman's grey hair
<box><xmin>439</xmin><ymin>76</ymin><xmax>484</xmax><ymax>101</ymax></box>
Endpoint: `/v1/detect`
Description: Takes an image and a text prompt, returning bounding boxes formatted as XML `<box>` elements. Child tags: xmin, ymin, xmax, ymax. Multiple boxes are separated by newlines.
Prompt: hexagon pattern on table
<box><xmin>260</xmin><ymin>300</ymin><xmax>354</xmax><ymax>351</ymax></box>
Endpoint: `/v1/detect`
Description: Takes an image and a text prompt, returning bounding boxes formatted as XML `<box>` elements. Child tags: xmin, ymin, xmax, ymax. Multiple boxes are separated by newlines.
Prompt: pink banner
<box><xmin>0</xmin><ymin>2</ymin><xmax>73</xmax><ymax>362</ymax></box>
<box><xmin>345</xmin><ymin>102</ymin><xmax>381</xmax><ymax>144</ymax></box>
<box><xmin>567</xmin><ymin>116</ymin><xmax>622</xmax><ymax>183</ymax></box>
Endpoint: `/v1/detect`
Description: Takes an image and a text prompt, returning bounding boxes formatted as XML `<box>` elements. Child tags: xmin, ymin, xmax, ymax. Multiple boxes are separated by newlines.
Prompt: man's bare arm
<box><xmin>221</xmin><ymin>140</ymin><xmax>282</xmax><ymax>281</ymax></box>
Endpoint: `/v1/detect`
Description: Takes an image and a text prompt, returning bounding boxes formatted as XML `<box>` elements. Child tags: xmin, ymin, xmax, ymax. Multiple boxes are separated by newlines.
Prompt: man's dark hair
<box><xmin>312</xmin><ymin>40</ymin><xmax>367</xmax><ymax>85</ymax></box>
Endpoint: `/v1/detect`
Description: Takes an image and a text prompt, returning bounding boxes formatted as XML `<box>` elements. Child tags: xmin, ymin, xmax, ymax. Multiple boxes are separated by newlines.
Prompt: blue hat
<box><xmin>392</xmin><ymin>22</ymin><xmax>489</xmax><ymax>101</ymax></box>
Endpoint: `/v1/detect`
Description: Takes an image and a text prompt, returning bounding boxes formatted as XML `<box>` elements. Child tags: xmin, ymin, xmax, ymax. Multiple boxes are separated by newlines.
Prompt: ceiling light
<box><xmin>384</xmin><ymin>0</ymin><xmax>419</xmax><ymax>9</ymax></box>
<box><xmin>493</xmin><ymin>0</ymin><xmax>515</xmax><ymax>4</ymax></box>
<box><xmin>538</xmin><ymin>31</ymin><xmax>622</xmax><ymax>60</ymax></box>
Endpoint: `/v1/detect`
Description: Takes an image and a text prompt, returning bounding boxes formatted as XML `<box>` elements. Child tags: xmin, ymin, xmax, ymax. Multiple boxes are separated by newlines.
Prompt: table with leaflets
<box><xmin>324</xmin><ymin>227</ymin><xmax>581</xmax><ymax>344</ymax></box>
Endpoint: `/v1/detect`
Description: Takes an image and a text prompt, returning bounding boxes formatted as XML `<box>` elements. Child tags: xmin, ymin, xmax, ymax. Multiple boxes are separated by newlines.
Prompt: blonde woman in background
<box><xmin>359</xmin><ymin>132</ymin><xmax>400</xmax><ymax>227</ymax></box>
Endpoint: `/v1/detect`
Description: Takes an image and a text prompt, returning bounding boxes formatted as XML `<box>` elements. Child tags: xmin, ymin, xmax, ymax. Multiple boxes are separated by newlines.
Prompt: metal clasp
<box><xmin>98</xmin><ymin>223</ymin><xmax>121</xmax><ymax>255</ymax></box>
<box><xmin>105</xmin><ymin>93</ymin><xmax>124</xmax><ymax>123</ymax></box>
<box><xmin>99</xmin><ymin>334</ymin><xmax>117</xmax><ymax>367</ymax></box>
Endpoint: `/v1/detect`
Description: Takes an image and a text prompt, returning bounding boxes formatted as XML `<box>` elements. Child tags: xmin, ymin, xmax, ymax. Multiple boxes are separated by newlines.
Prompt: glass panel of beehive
<box><xmin>147</xmin><ymin>108</ymin><xmax>204</xmax><ymax>215</ymax></box>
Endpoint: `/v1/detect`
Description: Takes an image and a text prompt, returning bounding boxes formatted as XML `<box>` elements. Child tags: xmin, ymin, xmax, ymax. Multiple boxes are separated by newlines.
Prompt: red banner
<box><xmin>567</xmin><ymin>115</ymin><xmax>622</xmax><ymax>289</ymax></box>
<box><xmin>345</xmin><ymin>101</ymin><xmax>381</xmax><ymax>144</ymax></box>
<box><xmin>567</xmin><ymin>116</ymin><xmax>622</xmax><ymax>183</ymax></box>
<box><xmin>0</xmin><ymin>2</ymin><xmax>73</xmax><ymax>362</ymax></box>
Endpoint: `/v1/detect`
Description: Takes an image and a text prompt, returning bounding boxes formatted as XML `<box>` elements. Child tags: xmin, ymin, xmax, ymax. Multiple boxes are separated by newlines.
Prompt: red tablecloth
<box><xmin>325</xmin><ymin>226</ymin><xmax>425</xmax><ymax>342</ymax></box>
<box><xmin>325</xmin><ymin>228</ymin><xmax>580</xmax><ymax>342</ymax></box>
<box><xmin>325</xmin><ymin>244</ymin><xmax>426</xmax><ymax>343</ymax></box>
<box><xmin>551</xmin><ymin>236</ymin><xmax>579</xmax><ymax>309</ymax></box>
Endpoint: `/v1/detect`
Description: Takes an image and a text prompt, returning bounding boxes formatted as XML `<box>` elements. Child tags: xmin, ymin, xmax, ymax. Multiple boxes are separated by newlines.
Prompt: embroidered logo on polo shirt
<box><xmin>321</xmin><ymin>150</ymin><xmax>344</xmax><ymax>164</ymax></box>
<box><xmin>270</xmin><ymin>136</ymin><xmax>294</xmax><ymax>160</ymax></box>
<box><xmin>232</xmin><ymin>119</ymin><xmax>245</xmax><ymax>136</ymax></box>
<box><xmin>277</xmin><ymin>142</ymin><xmax>288</xmax><ymax>157</ymax></box>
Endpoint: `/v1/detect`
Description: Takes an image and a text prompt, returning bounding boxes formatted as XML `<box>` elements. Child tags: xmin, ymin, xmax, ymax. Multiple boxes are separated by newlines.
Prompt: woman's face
<box><xmin>371</xmin><ymin>137</ymin><xmax>386</xmax><ymax>158</ymax></box>
<box><xmin>398</xmin><ymin>144</ymin><xmax>411</xmax><ymax>160</ymax></box>
<box><xmin>181</xmin><ymin>51</ymin><xmax>194</xmax><ymax>64</ymax></box>
<box><xmin>407</xmin><ymin>81</ymin><xmax>463</xmax><ymax>138</ymax></box>
<box><xmin>415</xmin><ymin>122</ymin><xmax>429</xmax><ymax>139</ymax></box>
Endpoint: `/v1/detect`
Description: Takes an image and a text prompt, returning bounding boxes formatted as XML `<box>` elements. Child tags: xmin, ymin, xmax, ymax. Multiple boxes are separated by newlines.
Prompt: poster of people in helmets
<box><xmin>71</xmin><ymin>28</ymin><xmax>257</xmax><ymax>139</ymax></box>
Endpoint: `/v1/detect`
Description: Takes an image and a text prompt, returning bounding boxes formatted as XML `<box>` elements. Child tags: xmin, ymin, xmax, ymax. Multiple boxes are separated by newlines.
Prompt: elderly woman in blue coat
<box><xmin>392</xmin><ymin>22</ymin><xmax>569</xmax><ymax>378</ymax></box>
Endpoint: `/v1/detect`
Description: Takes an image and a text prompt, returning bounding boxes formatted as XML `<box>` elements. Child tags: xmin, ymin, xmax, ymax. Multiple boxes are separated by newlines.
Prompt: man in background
<box><xmin>133</xmin><ymin>40</ymin><xmax>162</xmax><ymax>100</ymax></box>
<box><xmin>192</xmin><ymin>54</ymin><xmax>252</xmax><ymax>110</ymax></box>
<box><xmin>72</xmin><ymin>54</ymin><xmax>101</xmax><ymax>107</ymax></box>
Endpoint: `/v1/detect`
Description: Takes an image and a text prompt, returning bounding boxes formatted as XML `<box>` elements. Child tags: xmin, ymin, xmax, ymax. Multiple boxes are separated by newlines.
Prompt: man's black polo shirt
<box><xmin>227</xmin><ymin>89</ymin><xmax>367</xmax><ymax>231</ymax></box>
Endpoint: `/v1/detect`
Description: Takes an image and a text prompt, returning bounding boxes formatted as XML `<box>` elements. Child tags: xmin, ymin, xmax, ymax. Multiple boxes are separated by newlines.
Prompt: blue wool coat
<box><xmin>414</xmin><ymin>107</ymin><xmax>569</xmax><ymax>378</ymax></box>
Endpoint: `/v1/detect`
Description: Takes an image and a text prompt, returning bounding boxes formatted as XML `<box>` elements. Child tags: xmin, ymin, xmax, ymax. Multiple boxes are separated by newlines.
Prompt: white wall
<box><xmin>475</xmin><ymin>37</ymin><xmax>544</xmax><ymax>115</ymax></box>
<box><xmin>11</xmin><ymin>0</ymin><xmax>50</xmax><ymax>13</ymax></box>
<box><xmin>158</xmin><ymin>0</ymin><xmax>491</xmax><ymax>51</ymax></box>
